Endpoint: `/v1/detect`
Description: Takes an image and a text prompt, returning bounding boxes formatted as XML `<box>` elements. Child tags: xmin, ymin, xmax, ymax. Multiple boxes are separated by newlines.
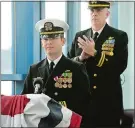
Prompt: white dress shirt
<box><xmin>47</xmin><ymin>54</ymin><xmax>62</xmax><ymax>68</ymax></box>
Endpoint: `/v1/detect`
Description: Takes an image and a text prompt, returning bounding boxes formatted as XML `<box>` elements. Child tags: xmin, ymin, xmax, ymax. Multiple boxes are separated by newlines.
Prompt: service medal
<box><xmin>63</xmin><ymin>84</ymin><xmax>67</xmax><ymax>88</ymax></box>
<box><xmin>58</xmin><ymin>78</ymin><xmax>63</xmax><ymax>83</ymax></box>
<box><xmin>68</xmin><ymin>84</ymin><xmax>72</xmax><ymax>88</ymax></box>
<box><xmin>68</xmin><ymin>78</ymin><xmax>72</xmax><ymax>83</ymax></box>
<box><xmin>59</xmin><ymin>84</ymin><xmax>63</xmax><ymax>88</ymax></box>
<box><xmin>63</xmin><ymin>78</ymin><xmax>67</xmax><ymax>83</ymax></box>
<box><xmin>68</xmin><ymin>73</ymin><xmax>72</xmax><ymax>77</ymax></box>
<box><xmin>55</xmin><ymin>82</ymin><xmax>59</xmax><ymax>88</ymax></box>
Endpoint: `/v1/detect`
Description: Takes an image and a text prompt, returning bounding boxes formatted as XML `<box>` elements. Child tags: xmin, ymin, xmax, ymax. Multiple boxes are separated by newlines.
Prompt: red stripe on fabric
<box><xmin>1</xmin><ymin>95</ymin><xmax>30</xmax><ymax>117</ymax></box>
<box><xmin>69</xmin><ymin>112</ymin><xmax>82</xmax><ymax>128</ymax></box>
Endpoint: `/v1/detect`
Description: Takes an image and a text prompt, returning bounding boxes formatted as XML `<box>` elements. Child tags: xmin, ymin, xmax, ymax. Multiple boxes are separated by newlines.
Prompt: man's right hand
<box><xmin>79</xmin><ymin>50</ymin><xmax>90</xmax><ymax>61</ymax></box>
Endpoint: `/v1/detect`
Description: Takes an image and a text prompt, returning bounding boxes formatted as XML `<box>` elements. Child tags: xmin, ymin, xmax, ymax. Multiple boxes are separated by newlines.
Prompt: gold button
<box><xmin>94</xmin><ymin>74</ymin><xmax>97</xmax><ymax>77</ymax></box>
<box><xmin>54</xmin><ymin>92</ymin><xmax>58</xmax><ymax>96</ymax></box>
<box><xmin>93</xmin><ymin>86</ymin><xmax>97</xmax><ymax>89</ymax></box>
<box><xmin>105</xmin><ymin>58</ymin><xmax>108</xmax><ymax>61</ymax></box>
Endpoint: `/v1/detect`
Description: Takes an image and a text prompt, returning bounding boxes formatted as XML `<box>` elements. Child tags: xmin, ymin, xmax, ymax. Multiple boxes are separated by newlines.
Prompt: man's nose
<box><xmin>91</xmin><ymin>9</ymin><xmax>98</xmax><ymax>15</ymax></box>
<box><xmin>47</xmin><ymin>39</ymin><xmax>53</xmax><ymax>44</ymax></box>
<box><xmin>92</xmin><ymin>11</ymin><xmax>97</xmax><ymax>16</ymax></box>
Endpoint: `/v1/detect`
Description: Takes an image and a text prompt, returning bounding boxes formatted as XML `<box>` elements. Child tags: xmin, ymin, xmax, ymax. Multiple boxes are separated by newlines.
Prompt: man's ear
<box><xmin>106</xmin><ymin>10</ymin><xmax>110</xmax><ymax>18</ymax></box>
<box><xmin>62</xmin><ymin>38</ymin><xmax>65</xmax><ymax>46</ymax></box>
<box><xmin>41</xmin><ymin>40</ymin><xmax>44</xmax><ymax>47</ymax></box>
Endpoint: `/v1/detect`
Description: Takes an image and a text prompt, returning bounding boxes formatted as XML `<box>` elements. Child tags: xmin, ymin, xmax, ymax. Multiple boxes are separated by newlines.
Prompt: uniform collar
<box><xmin>92</xmin><ymin>23</ymin><xmax>106</xmax><ymax>37</ymax></box>
<box><xmin>47</xmin><ymin>54</ymin><xmax>62</xmax><ymax>68</ymax></box>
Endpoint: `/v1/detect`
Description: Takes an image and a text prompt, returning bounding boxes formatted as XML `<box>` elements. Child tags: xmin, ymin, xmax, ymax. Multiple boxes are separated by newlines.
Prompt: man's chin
<box><xmin>92</xmin><ymin>22</ymin><xmax>98</xmax><ymax>25</ymax></box>
<box><xmin>47</xmin><ymin>51</ymin><xmax>55</xmax><ymax>55</ymax></box>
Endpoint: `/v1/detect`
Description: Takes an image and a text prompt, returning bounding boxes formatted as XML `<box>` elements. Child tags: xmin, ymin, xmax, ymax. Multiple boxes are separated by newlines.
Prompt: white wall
<box><xmin>118</xmin><ymin>2</ymin><xmax>134</xmax><ymax>109</ymax></box>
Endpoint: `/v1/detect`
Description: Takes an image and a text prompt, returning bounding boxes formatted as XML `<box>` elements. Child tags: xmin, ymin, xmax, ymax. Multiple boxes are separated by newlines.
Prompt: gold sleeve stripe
<box><xmin>59</xmin><ymin>101</ymin><xmax>62</xmax><ymax>106</ymax></box>
<box><xmin>59</xmin><ymin>101</ymin><xmax>67</xmax><ymax>108</ymax></box>
<box><xmin>98</xmin><ymin>52</ymin><xmax>105</xmax><ymax>67</ymax></box>
<box><xmin>63</xmin><ymin>101</ymin><xmax>67</xmax><ymax>107</ymax></box>
<box><xmin>97</xmin><ymin>52</ymin><xmax>104</xmax><ymax>67</ymax></box>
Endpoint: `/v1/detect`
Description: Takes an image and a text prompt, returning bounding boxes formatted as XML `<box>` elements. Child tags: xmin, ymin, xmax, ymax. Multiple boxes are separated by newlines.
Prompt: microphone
<box><xmin>33</xmin><ymin>77</ymin><xmax>44</xmax><ymax>94</ymax></box>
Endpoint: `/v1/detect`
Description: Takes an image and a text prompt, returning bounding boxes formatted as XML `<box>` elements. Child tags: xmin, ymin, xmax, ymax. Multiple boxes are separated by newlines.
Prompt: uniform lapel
<box><xmin>38</xmin><ymin>58</ymin><xmax>49</xmax><ymax>82</ymax></box>
<box><xmin>85</xmin><ymin>28</ymin><xmax>92</xmax><ymax>40</ymax></box>
<box><xmin>52</xmin><ymin>55</ymin><xmax>67</xmax><ymax>77</ymax></box>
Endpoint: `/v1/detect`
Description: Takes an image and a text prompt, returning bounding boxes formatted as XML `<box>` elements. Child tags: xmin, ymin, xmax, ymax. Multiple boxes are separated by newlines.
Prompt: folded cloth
<box><xmin>1</xmin><ymin>94</ymin><xmax>82</xmax><ymax>128</ymax></box>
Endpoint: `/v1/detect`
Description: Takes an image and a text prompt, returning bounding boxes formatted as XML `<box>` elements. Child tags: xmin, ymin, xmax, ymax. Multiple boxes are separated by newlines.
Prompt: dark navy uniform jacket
<box><xmin>21</xmin><ymin>55</ymin><xmax>93</xmax><ymax>127</ymax></box>
<box><xmin>68</xmin><ymin>23</ymin><xmax>128</xmax><ymax>126</ymax></box>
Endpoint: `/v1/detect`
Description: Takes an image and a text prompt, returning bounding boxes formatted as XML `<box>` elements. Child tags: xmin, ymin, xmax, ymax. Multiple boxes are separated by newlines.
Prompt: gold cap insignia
<box><xmin>91</xmin><ymin>1</ymin><xmax>97</xmax><ymax>4</ymax></box>
<box><xmin>44</xmin><ymin>22</ymin><xmax>53</xmax><ymax>31</ymax></box>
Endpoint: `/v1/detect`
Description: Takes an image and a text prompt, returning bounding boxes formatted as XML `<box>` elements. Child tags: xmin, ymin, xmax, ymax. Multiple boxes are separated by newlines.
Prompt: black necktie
<box><xmin>92</xmin><ymin>32</ymin><xmax>99</xmax><ymax>41</ymax></box>
<box><xmin>49</xmin><ymin>61</ymin><xmax>55</xmax><ymax>74</ymax></box>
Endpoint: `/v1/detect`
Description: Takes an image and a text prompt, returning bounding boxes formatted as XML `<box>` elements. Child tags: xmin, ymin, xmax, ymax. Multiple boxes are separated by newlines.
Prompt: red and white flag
<box><xmin>1</xmin><ymin>94</ymin><xmax>82</xmax><ymax>127</ymax></box>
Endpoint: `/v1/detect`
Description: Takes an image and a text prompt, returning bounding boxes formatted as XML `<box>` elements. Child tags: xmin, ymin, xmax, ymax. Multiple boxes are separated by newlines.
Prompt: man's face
<box><xmin>41</xmin><ymin>36</ymin><xmax>65</xmax><ymax>55</ymax></box>
<box><xmin>90</xmin><ymin>8</ymin><xmax>110</xmax><ymax>28</ymax></box>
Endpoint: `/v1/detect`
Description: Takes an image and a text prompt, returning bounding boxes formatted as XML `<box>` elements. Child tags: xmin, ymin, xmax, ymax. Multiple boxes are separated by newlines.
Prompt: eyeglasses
<box><xmin>41</xmin><ymin>36</ymin><xmax>61</xmax><ymax>41</ymax></box>
<box><xmin>40</xmin><ymin>34</ymin><xmax>64</xmax><ymax>40</ymax></box>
